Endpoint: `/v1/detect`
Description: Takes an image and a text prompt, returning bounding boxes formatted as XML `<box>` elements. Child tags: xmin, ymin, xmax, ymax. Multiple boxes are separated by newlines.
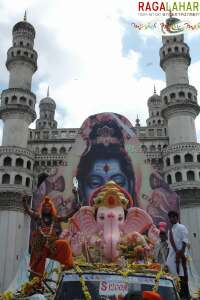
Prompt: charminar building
<box><xmin>0</xmin><ymin>15</ymin><xmax>200</xmax><ymax>290</ymax></box>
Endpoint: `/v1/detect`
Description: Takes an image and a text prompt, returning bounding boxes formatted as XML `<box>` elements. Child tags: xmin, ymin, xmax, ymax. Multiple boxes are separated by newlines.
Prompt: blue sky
<box><xmin>0</xmin><ymin>0</ymin><xmax>200</xmax><ymax>142</ymax></box>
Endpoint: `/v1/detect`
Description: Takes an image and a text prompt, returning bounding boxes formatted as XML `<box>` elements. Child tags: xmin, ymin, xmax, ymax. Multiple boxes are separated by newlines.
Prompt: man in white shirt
<box><xmin>166</xmin><ymin>210</ymin><xmax>190</xmax><ymax>300</ymax></box>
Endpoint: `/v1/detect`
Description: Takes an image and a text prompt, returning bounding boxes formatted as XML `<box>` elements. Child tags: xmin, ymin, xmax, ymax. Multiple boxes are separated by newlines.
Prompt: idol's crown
<box><xmin>92</xmin><ymin>181</ymin><xmax>132</xmax><ymax>209</ymax></box>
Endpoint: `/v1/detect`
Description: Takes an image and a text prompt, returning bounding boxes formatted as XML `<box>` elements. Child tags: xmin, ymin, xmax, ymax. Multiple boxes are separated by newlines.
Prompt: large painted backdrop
<box><xmin>32</xmin><ymin>112</ymin><xmax>180</xmax><ymax>230</ymax></box>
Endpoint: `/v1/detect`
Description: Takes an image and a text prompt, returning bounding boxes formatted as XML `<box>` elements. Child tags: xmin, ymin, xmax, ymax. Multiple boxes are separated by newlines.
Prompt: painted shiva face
<box><xmin>84</xmin><ymin>159</ymin><xmax>129</xmax><ymax>201</ymax></box>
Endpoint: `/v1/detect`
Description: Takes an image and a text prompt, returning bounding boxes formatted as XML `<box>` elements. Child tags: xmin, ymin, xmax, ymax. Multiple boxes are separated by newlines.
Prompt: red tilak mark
<box><xmin>108</xmin><ymin>196</ymin><xmax>115</xmax><ymax>205</ymax></box>
<box><xmin>103</xmin><ymin>163</ymin><xmax>110</xmax><ymax>173</ymax></box>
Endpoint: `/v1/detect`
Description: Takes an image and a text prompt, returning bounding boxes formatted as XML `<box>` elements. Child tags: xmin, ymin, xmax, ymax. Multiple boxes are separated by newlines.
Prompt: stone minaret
<box><xmin>36</xmin><ymin>87</ymin><xmax>57</xmax><ymax>130</ymax></box>
<box><xmin>160</xmin><ymin>17</ymin><xmax>200</xmax><ymax>271</ymax></box>
<box><xmin>0</xmin><ymin>14</ymin><xmax>37</xmax><ymax>290</ymax></box>
<box><xmin>160</xmin><ymin>18</ymin><xmax>199</xmax><ymax>144</ymax></box>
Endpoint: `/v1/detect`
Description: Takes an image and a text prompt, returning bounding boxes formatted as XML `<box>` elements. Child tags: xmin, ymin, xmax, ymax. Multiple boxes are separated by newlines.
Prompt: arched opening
<box><xmin>51</xmin><ymin>147</ymin><xmax>57</xmax><ymax>155</ymax></box>
<box><xmin>60</xmin><ymin>147</ymin><xmax>66</xmax><ymax>154</ymax></box>
<box><xmin>175</xmin><ymin>172</ymin><xmax>182</xmax><ymax>182</ymax></box>
<box><xmin>2</xmin><ymin>174</ymin><xmax>10</xmax><ymax>184</ymax></box>
<box><xmin>3</xmin><ymin>156</ymin><xmax>12</xmax><ymax>166</ymax></box>
<box><xmin>27</xmin><ymin>161</ymin><xmax>31</xmax><ymax>170</ymax></box>
<box><xmin>187</xmin><ymin>170</ymin><xmax>195</xmax><ymax>181</ymax></box>
<box><xmin>170</xmin><ymin>93</ymin><xmax>176</xmax><ymax>99</ymax></box>
<box><xmin>158</xmin><ymin>145</ymin><xmax>161</xmax><ymax>151</ymax></box>
<box><xmin>164</xmin><ymin>96</ymin><xmax>168</xmax><ymax>104</ymax></box>
<box><xmin>41</xmin><ymin>148</ymin><xmax>48</xmax><ymax>155</ymax></box>
<box><xmin>188</xmin><ymin>92</ymin><xmax>192</xmax><ymax>100</ymax></box>
<box><xmin>168</xmin><ymin>48</ymin><xmax>172</xmax><ymax>53</ymax></box>
<box><xmin>174</xmin><ymin>155</ymin><xmax>181</xmax><ymax>164</ymax></box>
<box><xmin>20</xmin><ymin>96</ymin><xmax>26</xmax><ymax>103</ymax></box>
<box><xmin>185</xmin><ymin>153</ymin><xmax>193</xmax><ymax>162</ymax></box>
<box><xmin>166</xmin><ymin>157</ymin><xmax>170</xmax><ymax>166</ymax></box>
<box><xmin>179</xmin><ymin>91</ymin><xmax>185</xmax><ymax>98</ymax></box>
<box><xmin>5</xmin><ymin>97</ymin><xmax>9</xmax><ymax>104</ymax></box>
<box><xmin>167</xmin><ymin>174</ymin><xmax>172</xmax><ymax>184</ymax></box>
<box><xmin>14</xmin><ymin>175</ymin><xmax>22</xmax><ymax>185</ymax></box>
<box><xmin>175</xmin><ymin>46</ymin><xmax>178</xmax><ymax>52</ymax></box>
<box><xmin>25</xmin><ymin>177</ymin><xmax>30</xmax><ymax>187</ymax></box>
<box><xmin>197</xmin><ymin>154</ymin><xmax>200</xmax><ymax>162</ymax></box>
<box><xmin>29</xmin><ymin>99</ymin><xmax>33</xmax><ymax>106</ymax></box>
<box><xmin>11</xmin><ymin>95</ymin><xmax>17</xmax><ymax>102</ymax></box>
<box><xmin>16</xmin><ymin>158</ymin><xmax>24</xmax><ymax>167</ymax></box>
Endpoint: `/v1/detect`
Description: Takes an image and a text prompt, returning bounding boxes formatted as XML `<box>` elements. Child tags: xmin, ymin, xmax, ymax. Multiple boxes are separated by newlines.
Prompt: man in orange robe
<box><xmin>22</xmin><ymin>194</ymin><xmax>78</xmax><ymax>277</ymax></box>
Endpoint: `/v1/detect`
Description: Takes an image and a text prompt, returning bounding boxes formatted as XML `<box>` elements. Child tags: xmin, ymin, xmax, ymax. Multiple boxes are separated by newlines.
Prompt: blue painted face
<box><xmin>84</xmin><ymin>159</ymin><xmax>129</xmax><ymax>201</ymax></box>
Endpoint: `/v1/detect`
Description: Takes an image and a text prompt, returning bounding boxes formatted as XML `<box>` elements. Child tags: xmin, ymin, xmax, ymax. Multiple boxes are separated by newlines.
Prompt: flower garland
<box><xmin>193</xmin><ymin>288</ymin><xmax>200</xmax><ymax>299</ymax></box>
<box><xmin>74</xmin><ymin>265</ymin><xmax>92</xmax><ymax>300</ymax></box>
<box><xmin>73</xmin><ymin>261</ymin><xmax>165</xmax><ymax>300</ymax></box>
<box><xmin>39</xmin><ymin>221</ymin><xmax>54</xmax><ymax>239</ymax></box>
<box><xmin>152</xmin><ymin>270</ymin><xmax>166</xmax><ymax>292</ymax></box>
<box><xmin>0</xmin><ymin>291</ymin><xmax>13</xmax><ymax>300</ymax></box>
<box><xmin>16</xmin><ymin>276</ymin><xmax>41</xmax><ymax>297</ymax></box>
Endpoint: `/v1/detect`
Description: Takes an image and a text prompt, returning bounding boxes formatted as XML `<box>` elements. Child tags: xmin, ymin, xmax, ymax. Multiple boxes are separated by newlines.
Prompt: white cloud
<box><xmin>0</xmin><ymin>0</ymin><xmax>163</xmax><ymax>129</ymax></box>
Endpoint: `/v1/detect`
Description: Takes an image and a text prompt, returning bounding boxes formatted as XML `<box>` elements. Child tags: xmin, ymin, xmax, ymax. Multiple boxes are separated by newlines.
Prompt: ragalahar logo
<box><xmin>138</xmin><ymin>1</ymin><xmax>200</xmax><ymax>13</ymax></box>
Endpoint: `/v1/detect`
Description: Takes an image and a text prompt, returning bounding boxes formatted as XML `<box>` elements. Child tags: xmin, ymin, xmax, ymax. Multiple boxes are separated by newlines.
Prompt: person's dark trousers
<box><xmin>179</xmin><ymin>276</ymin><xmax>190</xmax><ymax>300</ymax></box>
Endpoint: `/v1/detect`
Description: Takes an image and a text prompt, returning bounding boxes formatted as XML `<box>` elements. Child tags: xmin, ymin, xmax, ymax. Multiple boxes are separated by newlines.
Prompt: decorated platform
<box><xmin>1</xmin><ymin>113</ymin><xmax>199</xmax><ymax>299</ymax></box>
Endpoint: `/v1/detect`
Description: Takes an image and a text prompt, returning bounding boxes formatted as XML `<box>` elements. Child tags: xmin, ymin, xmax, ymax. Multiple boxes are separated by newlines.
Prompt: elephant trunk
<box><xmin>102</xmin><ymin>212</ymin><xmax>121</xmax><ymax>261</ymax></box>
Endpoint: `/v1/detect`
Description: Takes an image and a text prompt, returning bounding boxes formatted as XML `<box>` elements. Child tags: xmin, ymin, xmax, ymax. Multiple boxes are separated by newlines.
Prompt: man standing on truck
<box><xmin>153</xmin><ymin>223</ymin><xmax>168</xmax><ymax>267</ymax></box>
<box><xmin>166</xmin><ymin>210</ymin><xmax>190</xmax><ymax>300</ymax></box>
<box><xmin>22</xmin><ymin>194</ymin><xmax>78</xmax><ymax>281</ymax></box>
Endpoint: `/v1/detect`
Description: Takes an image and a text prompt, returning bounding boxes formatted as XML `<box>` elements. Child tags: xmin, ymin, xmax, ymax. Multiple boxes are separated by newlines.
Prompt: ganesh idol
<box><xmin>61</xmin><ymin>181</ymin><xmax>159</xmax><ymax>263</ymax></box>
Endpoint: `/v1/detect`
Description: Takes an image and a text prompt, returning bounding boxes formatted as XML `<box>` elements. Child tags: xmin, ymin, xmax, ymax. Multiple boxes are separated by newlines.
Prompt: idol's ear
<box><xmin>122</xmin><ymin>207</ymin><xmax>153</xmax><ymax>234</ymax></box>
<box><xmin>67</xmin><ymin>206</ymin><xmax>98</xmax><ymax>239</ymax></box>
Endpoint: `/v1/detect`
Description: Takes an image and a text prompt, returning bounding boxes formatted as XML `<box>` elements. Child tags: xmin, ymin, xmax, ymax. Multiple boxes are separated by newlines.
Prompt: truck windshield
<box><xmin>55</xmin><ymin>273</ymin><xmax>179</xmax><ymax>300</ymax></box>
